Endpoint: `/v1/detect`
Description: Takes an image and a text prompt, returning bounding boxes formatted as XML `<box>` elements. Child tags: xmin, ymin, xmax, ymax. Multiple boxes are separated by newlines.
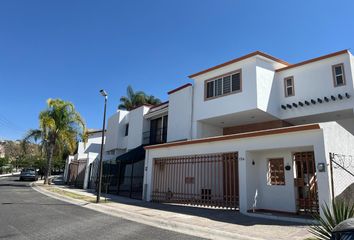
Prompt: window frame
<box><xmin>204</xmin><ymin>69</ymin><xmax>242</xmax><ymax>101</ymax></box>
<box><xmin>332</xmin><ymin>63</ymin><xmax>346</xmax><ymax>87</ymax></box>
<box><xmin>267</xmin><ymin>158</ymin><xmax>285</xmax><ymax>186</ymax></box>
<box><xmin>284</xmin><ymin>76</ymin><xmax>295</xmax><ymax>97</ymax></box>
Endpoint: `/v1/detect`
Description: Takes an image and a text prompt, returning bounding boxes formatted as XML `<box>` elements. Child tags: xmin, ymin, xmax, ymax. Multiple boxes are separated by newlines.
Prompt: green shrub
<box><xmin>309</xmin><ymin>200</ymin><xmax>354</xmax><ymax>240</ymax></box>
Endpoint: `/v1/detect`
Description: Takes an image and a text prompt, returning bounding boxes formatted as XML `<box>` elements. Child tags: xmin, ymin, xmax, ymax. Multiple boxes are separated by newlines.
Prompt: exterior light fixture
<box><xmin>281</xmin><ymin>105</ymin><xmax>286</xmax><ymax>110</ymax></box>
<box><xmin>331</xmin><ymin>95</ymin><xmax>336</xmax><ymax>101</ymax></box>
<box><xmin>324</xmin><ymin>97</ymin><xmax>329</xmax><ymax>102</ymax></box>
<box><xmin>311</xmin><ymin>99</ymin><xmax>316</xmax><ymax>104</ymax></box>
<box><xmin>317</xmin><ymin>98</ymin><xmax>323</xmax><ymax>103</ymax></box>
<box><xmin>96</xmin><ymin>89</ymin><xmax>108</xmax><ymax>203</ymax></box>
<box><xmin>285</xmin><ymin>164</ymin><xmax>291</xmax><ymax>171</ymax></box>
<box><xmin>286</xmin><ymin>104</ymin><xmax>292</xmax><ymax>109</ymax></box>
<box><xmin>346</xmin><ymin>93</ymin><xmax>350</xmax><ymax>98</ymax></box>
<box><xmin>317</xmin><ymin>163</ymin><xmax>326</xmax><ymax>172</ymax></box>
<box><xmin>305</xmin><ymin>100</ymin><xmax>310</xmax><ymax>106</ymax></box>
<box><xmin>298</xmin><ymin>102</ymin><xmax>304</xmax><ymax>107</ymax></box>
<box><xmin>292</xmin><ymin>103</ymin><xmax>298</xmax><ymax>108</ymax></box>
<box><xmin>338</xmin><ymin>94</ymin><xmax>343</xmax><ymax>100</ymax></box>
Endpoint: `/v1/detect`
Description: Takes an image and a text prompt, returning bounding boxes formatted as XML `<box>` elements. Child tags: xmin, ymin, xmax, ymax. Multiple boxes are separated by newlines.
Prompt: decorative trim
<box><xmin>189</xmin><ymin>51</ymin><xmax>290</xmax><ymax>78</ymax></box>
<box><xmin>276</xmin><ymin>49</ymin><xmax>348</xmax><ymax>72</ymax></box>
<box><xmin>167</xmin><ymin>83</ymin><xmax>192</xmax><ymax>95</ymax></box>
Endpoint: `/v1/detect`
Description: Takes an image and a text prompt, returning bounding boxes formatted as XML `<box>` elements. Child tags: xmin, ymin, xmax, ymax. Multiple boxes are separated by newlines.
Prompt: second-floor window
<box><xmin>125</xmin><ymin>124</ymin><xmax>129</xmax><ymax>136</ymax></box>
<box><xmin>284</xmin><ymin>76</ymin><xmax>294</xmax><ymax>97</ymax></box>
<box><xmin>332</xmin><ymin>63</ymin><xmax>345</xmax><ymax>87</ymax></box>
<box><xmin>205</xmin><ymin>70</ymin><xmax>242</xmax><ymax>100</ymax></box>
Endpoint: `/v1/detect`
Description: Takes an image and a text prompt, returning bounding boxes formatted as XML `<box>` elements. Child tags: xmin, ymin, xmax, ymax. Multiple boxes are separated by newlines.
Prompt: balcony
<box><xmin>142</xmin><ymin>128</ymin><xmax>167</xmax><ymax>145</ymax></box>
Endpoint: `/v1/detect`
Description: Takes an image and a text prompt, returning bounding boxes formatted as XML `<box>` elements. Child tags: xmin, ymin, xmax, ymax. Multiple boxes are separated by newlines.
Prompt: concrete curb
<box><xmin>0</xmin><ymin>172</ymin><xmax>20</xmax><ymax>178</ymax></box>
<box><xmin>30</xmin><ymin>183</ymin><xmax>263</xmax><ymax>240</ymax></box>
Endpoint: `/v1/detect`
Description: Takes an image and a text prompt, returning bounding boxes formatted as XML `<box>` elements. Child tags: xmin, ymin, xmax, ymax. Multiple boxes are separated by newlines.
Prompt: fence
<box><xmin>329</xmin><ymin>153</ymin><xmax>354</xmax><ymax>204</ymax></box>
<box><xmin>151</xmin><ymin>152</ymin><xmax>239</xmax><ymax>209</ymax></box>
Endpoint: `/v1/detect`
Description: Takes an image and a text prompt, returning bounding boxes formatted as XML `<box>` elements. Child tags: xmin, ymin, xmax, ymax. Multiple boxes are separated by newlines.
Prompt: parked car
<box><xmin>19</xmin><ymin>168</ymin><xmax>38</xmax><ymax>181</ymax></box>
<box><xmin>331</xmin><ymin>218</ymin><xmax>354</xmax><ymax>240</ymax></box>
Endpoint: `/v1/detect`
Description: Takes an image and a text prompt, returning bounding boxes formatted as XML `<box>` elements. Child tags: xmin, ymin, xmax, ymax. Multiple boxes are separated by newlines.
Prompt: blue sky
<box><xmin>0</xmin><ymin>0</ymin><xmax>354</xmax><ymax>140</ymax></box>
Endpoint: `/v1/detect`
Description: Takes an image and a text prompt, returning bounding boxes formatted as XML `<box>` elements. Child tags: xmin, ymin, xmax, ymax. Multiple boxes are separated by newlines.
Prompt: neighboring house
<box><xmin>141</xmin><ymin>49</ymin><xmax>354</xmax><ymax>219</ymax></box>
<box><xmin>64</xmin><ymin>129</ymin><xmax>103</xmax><ymax>189</ymax></box>
<box><xmin>90</xmin><ymin>104</ymin><xmax>168</xmax><ymax>198</ymax></box>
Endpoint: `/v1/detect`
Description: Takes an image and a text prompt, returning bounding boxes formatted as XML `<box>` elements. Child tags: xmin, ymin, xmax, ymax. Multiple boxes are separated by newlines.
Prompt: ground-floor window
<box><xmin>267</xmin><ymin>158</ymin><xmax>285</xmax><ymax>185</ymax></box>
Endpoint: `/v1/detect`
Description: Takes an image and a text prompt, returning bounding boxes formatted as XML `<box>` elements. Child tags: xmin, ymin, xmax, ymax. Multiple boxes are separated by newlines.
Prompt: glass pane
<box><xmin>206</xmin><ymin>81</ymin><xmax>214</xmax><ymax>98</ymax></box>
<box><xmin>335</xmin><ymin>66</ymin><xmax>342</xmax><ymax>75</ymax></box>
<box><xmin>287</xmin><ymin>87</ymin><xmax>293</xmax><ymax>96</ymax></box>
<box><xmin>336</xmin><ymin>75</ymin><xmax>344</xmax><ymax>85</ymax></box>
<box><xmin>215</xmin><ymin>78</ymin><xmax>222</xmax><ymax>96</ymax></box>
<box><xmin>223</xmin><ymin>76</ymin><xmax>231</xmax><ymax>94</ymax></box>
<box><xmin>232</xmin><ymin>73</ymin><xmax>241</xmax><ymax>91</ymax></box>
<box><xmin>286</xmin><ymin>78</ymin><xmax>293</xmax><ymax>87</ymax></box>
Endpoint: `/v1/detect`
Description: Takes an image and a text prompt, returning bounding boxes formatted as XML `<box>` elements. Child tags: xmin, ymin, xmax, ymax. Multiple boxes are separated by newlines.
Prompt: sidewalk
<box><xmin>32</xmin><ymin>180</ymin><xmax>314</xmax><ymax>240</ymax></box>
<box><xmin>0</xmin><ymin>172</ymin><xmax>20</xmax><ymax>178</ymax></box>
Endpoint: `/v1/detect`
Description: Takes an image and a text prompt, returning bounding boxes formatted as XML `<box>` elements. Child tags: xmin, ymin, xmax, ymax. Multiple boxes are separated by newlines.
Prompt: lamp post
<box><xmin>96</xmin><ymin>89</ymin><xmax>107</xmax><ymax>203</ymax></box>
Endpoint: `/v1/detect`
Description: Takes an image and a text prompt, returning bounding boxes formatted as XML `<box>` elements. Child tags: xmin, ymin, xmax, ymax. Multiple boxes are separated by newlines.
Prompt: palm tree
<box><xmin>118</xmin><ymin>85</ymin><xmax>161</xmax><ymax>110</ymax></box>
<box><xmin>24</xmin><ymin>99</ymin><xmax>85</xmax><ymax>184</ymax></box>
<box><xmin>145</xmin><ymin>94</ymin><xmax>161</xmax><ymax>105</ymax></box>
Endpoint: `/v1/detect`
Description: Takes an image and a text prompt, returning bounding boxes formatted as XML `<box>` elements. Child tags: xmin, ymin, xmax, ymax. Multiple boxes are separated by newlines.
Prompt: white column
<box><xmin>238</xmin><ymin>150</ymin><xmax>248</xmax><ymax>214</ymax></box>
<box><xmin>314</xmin><ymin>141</ymin><xmax>332</xmax><ymax>218</ymax></box>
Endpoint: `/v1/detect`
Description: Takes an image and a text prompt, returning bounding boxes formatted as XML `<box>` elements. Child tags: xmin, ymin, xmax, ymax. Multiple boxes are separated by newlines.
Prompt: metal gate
<box><xmin>152</xmin><ymin>152</ymin><xmax>239</xmax><ymax>209</ymax></box>
<box><xmin>67</xmin><ymin>159</ymin><xmax>87</xmax><ymax>188</ymax></box>
<box><xmin>294</xmin><ymin>151</ymin><xmax>319</xmax><ymax>214</ymax></box>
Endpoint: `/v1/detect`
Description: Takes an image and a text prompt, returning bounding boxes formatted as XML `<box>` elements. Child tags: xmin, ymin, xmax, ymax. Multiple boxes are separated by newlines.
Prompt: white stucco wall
<box><xmin>105</xmin><ymin>110</ymin><xmax>129</xmax><ymax>151</ymax></box>
<box><xmin>127</xmin><ymin>106</ymin><xmax>150</xmax><ymax>150</ymax></box>
<box><xmin>255</xmin><ymin>58</ymin><xmax>277</xmax><ymax>115</ymax></box>
<box><xmin>191</xmin><ymin>57</ymin><xmax>258</xmax><ymax>123</ymax></box>
<box><xmin>144</xmin><ymin>127</ymin><xmax>328</xmax><ymax>215</ymax></box>
<box><xmin>246</xmin><ymin>149</ymin><xmax>305</xmax><ymax>213</ymax></box>
<box><xmin>167</xmin><ymin>85</ymin><xmax>193</xmax><ymax>142</ymax></box>
<box><xmin>277</xmin><ymin>53</ymin><xmax>354</xmax><ymax>120</ymax></box>
<box><xmin>195</xmin><ymin>121</ymin><xmax>223</xmax><ymax>139</ymax></box>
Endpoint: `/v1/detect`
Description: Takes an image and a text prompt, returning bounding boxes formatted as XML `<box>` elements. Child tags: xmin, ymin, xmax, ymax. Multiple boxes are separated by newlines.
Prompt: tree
<box><xmin>24</xmin><ymin>99</ymin><xmax>85</xmax><ymax>184</ymax></box>
<box><xmin>118</xmin><ymin>85</ymin><xmax>161</xmax><ymax>110</ymax></box>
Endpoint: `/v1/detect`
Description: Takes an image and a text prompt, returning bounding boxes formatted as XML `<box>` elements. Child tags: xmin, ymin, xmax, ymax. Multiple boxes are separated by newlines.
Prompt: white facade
<box><xmin>144</xmin><ymin>122</ymin><xmax>354</xmax><ymax>218</ymax></box>
<box><xmin>72</xmin><ymin>49</ymin><xmax>354</xmax><ymax>220</ymax></box>
<box><xmin>140</xmin><ymin>50</ymin><xmax>354</xmax><ymax>220</ymax></box>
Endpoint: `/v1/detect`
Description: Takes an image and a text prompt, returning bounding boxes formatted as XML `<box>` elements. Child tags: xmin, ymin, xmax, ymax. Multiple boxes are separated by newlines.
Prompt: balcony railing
<box><xmin>142</xmin><ymin>128</ymin><xmax>167</xmax><ymax>145</ymax></box>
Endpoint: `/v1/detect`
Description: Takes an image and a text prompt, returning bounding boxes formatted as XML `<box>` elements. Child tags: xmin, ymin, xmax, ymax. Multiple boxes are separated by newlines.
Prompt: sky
<box><xmin>0</xmin><ymin>0</ymin><xmax>354</xmax><ymax>140</ymax></box>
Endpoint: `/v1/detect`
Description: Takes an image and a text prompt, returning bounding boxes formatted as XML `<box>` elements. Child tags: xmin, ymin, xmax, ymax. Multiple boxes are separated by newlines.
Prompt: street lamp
<box><xmin>96</xmin><ymin>89</ymin><xmax>107</xmax><ymax>203</ymax></box>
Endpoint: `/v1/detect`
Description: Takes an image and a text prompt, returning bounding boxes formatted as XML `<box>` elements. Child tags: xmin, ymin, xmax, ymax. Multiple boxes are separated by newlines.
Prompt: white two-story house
<box><xmin>142</xmin><ymin>49</ymin><xmax>354</xmax><ymax>220</ymax></box>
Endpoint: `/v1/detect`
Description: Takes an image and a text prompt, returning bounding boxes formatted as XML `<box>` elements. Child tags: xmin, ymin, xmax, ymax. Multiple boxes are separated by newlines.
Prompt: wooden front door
<box><xmin>294</xmin><ymin>152</ymin><xmax>319</xmax><ymax>214</ymax></box>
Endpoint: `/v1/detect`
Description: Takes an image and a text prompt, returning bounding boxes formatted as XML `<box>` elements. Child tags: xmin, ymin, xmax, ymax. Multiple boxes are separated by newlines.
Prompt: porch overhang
<box><xmin>116</xmin><ymin>145</ymin><xmax>146</xmax><ymax>164</ymax></box>
<box><xmin>145</xmin><ymin>124</ymin><xmax>321</xmax><ymax>150</ymax></box>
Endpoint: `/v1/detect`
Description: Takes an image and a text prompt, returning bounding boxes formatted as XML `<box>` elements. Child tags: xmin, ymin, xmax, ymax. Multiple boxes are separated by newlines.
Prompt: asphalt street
<box><xmin>0</xmin><ymin>175</ymin><xmax>204</xmax><ymax>240</ymax></box>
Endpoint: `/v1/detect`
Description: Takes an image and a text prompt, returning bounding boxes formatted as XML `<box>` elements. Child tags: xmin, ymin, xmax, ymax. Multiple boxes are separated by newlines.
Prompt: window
<box><xmin>284</xmin><ymin>76</ymin><xmax>294</xmax><ymax>97</ymax></box>
<box><xmin>125</xmin><ymin>124</ymin><xmax>129</xmax><ymax>136</ymax></box>
<box><xmin>332</xmin><ymin>63</ymin><xmax>345</xmax><ymax>86</ymax></box>
<box><xmin>268</xmin><ymin>158</ymin><xmax>285</xmax><ymax>185</ymax></box>
<box><xmin>205</xmin><ymin>70</ymin><xmax>242</xmax><ymax>100</ymax></box>
<box><xmin>206</xmin><ymin>81</ymin><xmax>214</xmax><ymax>98</ymax></box>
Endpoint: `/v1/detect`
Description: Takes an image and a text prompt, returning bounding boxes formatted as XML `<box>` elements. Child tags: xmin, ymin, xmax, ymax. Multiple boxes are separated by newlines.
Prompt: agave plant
<box><xmin>309</xmin><ymin>200</ymin><xmax>354</xmax><ymax>239</ymax></box>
